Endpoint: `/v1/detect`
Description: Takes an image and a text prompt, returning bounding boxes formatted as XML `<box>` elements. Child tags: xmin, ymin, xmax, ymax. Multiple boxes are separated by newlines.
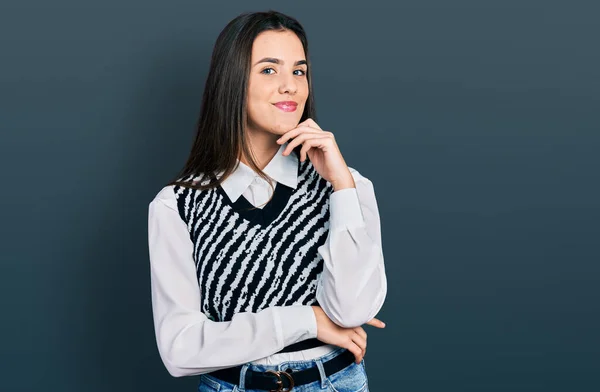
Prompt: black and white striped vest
<box><xmin>173</xmin><ymin>157</ymin><xmax>334</xmax><ymax>324</ymax></box>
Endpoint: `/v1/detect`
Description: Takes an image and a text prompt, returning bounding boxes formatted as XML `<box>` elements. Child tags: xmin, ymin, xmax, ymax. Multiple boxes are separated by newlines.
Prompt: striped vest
<box><xmin>172</xmin><ymin>158</ymin><xmax>333</xmax><ymax>323</ymax></box>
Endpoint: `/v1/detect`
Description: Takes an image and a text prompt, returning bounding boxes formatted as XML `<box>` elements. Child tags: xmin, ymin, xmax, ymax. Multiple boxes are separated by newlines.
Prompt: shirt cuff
<box><xmin>275</xmin><ymin>305</ymin><xmax>318</xmax><ymax>348</ymax></box>
<box><xmin>329</xmin><ymin>187</ymin><xmax>366</xmax><ymax>231</ymax></box>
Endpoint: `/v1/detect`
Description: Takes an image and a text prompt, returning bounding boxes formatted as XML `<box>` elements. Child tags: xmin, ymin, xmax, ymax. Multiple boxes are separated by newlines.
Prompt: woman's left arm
<box><xmin>315</xmin><ymin>167</ymin><xmax>388</xmax><ymax>328</ymax></box>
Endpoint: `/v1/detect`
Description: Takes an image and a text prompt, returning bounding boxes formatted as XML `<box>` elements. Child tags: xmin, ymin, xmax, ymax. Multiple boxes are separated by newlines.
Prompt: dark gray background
<box><xmin>1</xmin><ymin>1</ymin><xmax>598</xmax><ymax>391</ymax></box>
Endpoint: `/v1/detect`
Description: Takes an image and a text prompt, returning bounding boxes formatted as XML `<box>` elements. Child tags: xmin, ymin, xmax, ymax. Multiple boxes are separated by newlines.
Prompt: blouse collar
<box><xmin>217</xmin><ymin>142</ymin><xmax>299</xmax><ymax>203</ymax></box>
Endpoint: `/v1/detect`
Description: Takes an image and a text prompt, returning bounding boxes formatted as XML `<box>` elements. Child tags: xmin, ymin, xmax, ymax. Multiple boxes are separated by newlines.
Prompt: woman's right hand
<box><xmin>311</xmin><ymin>305</ymin><xmax>386</xmax><ymax>364</ymax></box>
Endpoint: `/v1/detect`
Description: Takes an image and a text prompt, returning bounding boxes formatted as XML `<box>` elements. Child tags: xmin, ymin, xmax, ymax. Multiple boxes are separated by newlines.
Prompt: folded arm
<box><xmin>316</xmin><ymin>169</ymin><xmax>388</xmax><ymax>328</ymax></box>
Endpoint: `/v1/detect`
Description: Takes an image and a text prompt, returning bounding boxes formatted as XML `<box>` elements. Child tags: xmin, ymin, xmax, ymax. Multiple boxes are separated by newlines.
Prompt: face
<box><xmin>246</xmin><ymin>30</ymin><xmax>309</xmax><ymax>137</ymax></box>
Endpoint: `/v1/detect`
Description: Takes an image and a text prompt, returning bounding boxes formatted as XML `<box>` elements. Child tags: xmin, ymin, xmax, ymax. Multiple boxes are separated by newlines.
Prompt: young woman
<box><xmin>148</xmin><ymin>10</ymin><xmax>387</xmax><ymax>392</ymax></box>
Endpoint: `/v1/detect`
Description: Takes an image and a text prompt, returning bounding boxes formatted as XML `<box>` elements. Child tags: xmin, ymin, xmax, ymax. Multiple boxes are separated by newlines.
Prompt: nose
<box><xmin>278</xmin><ymin>71</ymin><xmax>298</xmax><ymax>95</ymax></box>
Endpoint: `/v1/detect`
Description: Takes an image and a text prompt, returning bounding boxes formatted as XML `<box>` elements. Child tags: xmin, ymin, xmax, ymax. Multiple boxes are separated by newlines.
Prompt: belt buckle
<box><xmin>265</xmin><ymin>369</ymin><xmax>294</xmax><ymax>392</ymax></box>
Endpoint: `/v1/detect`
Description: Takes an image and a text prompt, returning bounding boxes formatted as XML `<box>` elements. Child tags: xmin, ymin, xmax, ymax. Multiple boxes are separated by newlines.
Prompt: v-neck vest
<box><xmin>172</xmin><ymin>158</ymin><xmax>334</xmax><ymax>323</ymax></box>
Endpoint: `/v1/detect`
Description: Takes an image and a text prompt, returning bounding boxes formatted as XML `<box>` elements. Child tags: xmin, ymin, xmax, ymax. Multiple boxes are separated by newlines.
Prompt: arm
<box><xmin>316</xmin><ymin>168</ymin><xmax>388</xmax><ymax>328</ymax></box>
<box><xmin>148</xmin><ymin>187</ymin><xmax>318</xmax><ymax>377</ymax></box>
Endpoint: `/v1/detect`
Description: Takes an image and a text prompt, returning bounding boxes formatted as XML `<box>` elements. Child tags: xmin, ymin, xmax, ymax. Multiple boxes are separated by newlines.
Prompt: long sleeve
<box><xmin>316</xmin><ymin>168</ymin><xmax>387</xmax><ymax>328</ymax></box>
<box><xmin>148</xmin><ymin>188</ymin><xmax>318</xmax><ymax>377</ymax></box>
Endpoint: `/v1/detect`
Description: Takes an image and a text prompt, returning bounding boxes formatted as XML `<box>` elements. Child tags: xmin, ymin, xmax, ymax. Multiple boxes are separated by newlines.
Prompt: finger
<box><xmin>277</xmin><ymin>125</ymin><xmax>326</xmax><ymax>144</ymax></box>
<box><xmin>351</xmin><ymin>330</ymin><xmax>367</xmax><ymax>354</ymax></box>
<box><xmin>345</xmin><ymin>339</ymin><xmax>363</xmax><ymax>364</ymax></box>
<box><xmin>298</xmin><ymin>118</ymin><xmax>322</xmax><ymax>130</ymax></box>
<box><xmin>299</xmin><ymin>136</ymin><xmax>331</xmax><ymax>161</ymax></box>
<box><xmin>353</xmin><ymin>326</ymin><xmax>367</xmax><ymax>341</ymax></box>
<box><xmin>282</xmin><ymin>132</ymin><xmax>327</xmax><ymax>156</ymax></box>
<box><xmin>282</xmin><ymin>132</ymin><xmax>326</xmax><ymax>157</ymax></box>
<box><xmin>364</xmin><ymin>318</ymin><xmax>386</xmax><ymax>328</ymax></box>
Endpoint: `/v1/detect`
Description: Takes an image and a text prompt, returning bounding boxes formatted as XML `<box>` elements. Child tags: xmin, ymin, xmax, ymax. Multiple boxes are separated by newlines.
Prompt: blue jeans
<box><xmin>198</xmin><ymin>347</ymin><xmax>369</xmax><ymax>392</ymax></box>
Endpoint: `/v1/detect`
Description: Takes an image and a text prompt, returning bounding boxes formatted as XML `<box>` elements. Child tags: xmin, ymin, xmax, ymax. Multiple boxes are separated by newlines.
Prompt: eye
<box><xmin>260</xmin><ymin>67</ymin><xmax>306</xmax><ymax>76</ymax></box>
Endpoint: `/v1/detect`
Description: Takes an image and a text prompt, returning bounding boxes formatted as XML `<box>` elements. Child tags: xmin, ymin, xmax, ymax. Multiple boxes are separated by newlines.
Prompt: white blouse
<box><xmin>148</xmin><ymin>142</ymin><xmax>387</xmax><ymax>377</ymax></box>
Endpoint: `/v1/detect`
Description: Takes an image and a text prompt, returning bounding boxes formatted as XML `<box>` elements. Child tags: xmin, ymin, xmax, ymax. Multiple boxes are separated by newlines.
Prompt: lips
<box><xmin>273</xmin><ymin>101</ymin><xmax>298</xmax><ymax>112</ymax></box>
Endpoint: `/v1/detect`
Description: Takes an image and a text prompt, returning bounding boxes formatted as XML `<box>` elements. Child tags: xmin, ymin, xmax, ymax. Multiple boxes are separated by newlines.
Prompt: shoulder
<box><xmin>149</xmin><ymin>185</ymin><xmax>178</xmax><ymax>212</ymax></box>
<box><xmin>148</xmin><ymin>174</ymin><xmax>213</xmax><ymax>212</ymax></box>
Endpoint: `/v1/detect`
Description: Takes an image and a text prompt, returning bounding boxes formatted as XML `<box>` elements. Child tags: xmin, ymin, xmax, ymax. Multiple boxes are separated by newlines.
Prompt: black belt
<box><xmin>277</xmin><ymin>337</ymin><xmax>326</xmax><ymax>353</ymax></box>
<box><xmin>207</xmin><ymin>346</ymin><xmax>355</xmax><ymax>391</ymax></box>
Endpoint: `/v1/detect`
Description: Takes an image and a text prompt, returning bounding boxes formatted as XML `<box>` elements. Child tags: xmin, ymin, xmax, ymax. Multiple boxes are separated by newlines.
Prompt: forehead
<box><xmin>251</xmin><ymin>30</ymin><xmax>305</xmax><ymax>61</ymax></box>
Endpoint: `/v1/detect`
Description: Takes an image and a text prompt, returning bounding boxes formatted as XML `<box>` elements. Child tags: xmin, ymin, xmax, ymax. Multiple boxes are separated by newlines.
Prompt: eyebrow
<box><xmin>253</xmin><ymin>57</ymin><xmax>307</xmax><ymax>67</ymax></box>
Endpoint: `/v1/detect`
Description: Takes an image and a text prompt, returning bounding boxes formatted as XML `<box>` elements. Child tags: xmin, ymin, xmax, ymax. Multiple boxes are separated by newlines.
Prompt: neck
<box><xmin>240</xmin><ymin>128</ymin><xmax>280</xmax><ymax>170</ymax></box>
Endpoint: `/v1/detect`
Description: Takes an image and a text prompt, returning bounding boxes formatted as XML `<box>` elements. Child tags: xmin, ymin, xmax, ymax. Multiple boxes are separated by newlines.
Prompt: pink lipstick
<box><xmin>273</xmin><ymin>101</ymin><xmax>298</xmax><ymax>112</ymax></box>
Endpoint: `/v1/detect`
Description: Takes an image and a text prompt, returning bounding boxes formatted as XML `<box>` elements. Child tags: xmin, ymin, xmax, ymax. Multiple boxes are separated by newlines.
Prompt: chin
<box><xmin>270</xmin><ymin>119</ymin><xmax>300</xmax><ymax>135</ymax></box>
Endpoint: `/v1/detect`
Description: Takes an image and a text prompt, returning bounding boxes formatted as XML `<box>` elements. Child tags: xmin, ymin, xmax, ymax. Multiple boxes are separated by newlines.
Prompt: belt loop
<box><xmin>238</xmin><ymin>363</ymin><xmax>250</xmax><ymax>392</ymax></box>
<box><xmin>315</xmin><ymin>358</ymin><xmax>328</xmax><ymax>389</ymax></box>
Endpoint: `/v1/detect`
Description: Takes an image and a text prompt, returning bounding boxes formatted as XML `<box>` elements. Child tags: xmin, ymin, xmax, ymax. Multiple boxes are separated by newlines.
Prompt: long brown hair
<box><xmin>167</xmin><ymin>10</ymin><xmax>316</xmax><ymax>208</ymax></box>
